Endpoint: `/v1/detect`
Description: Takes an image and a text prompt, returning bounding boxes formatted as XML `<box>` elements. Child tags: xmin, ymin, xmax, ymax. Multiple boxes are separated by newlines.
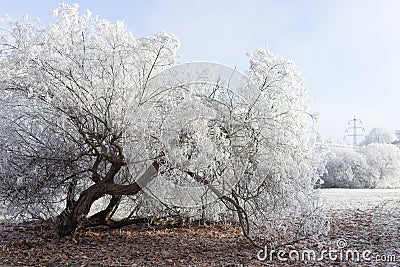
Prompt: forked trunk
<box><xmin>57</xmin><ymin>182</ymin><xmax>106</xmax><ymax>236</ymax></box>
<box><xmin>56</xmin><ymin>161</ymin><xmax>160</xmax><ymax>236</ymax></box>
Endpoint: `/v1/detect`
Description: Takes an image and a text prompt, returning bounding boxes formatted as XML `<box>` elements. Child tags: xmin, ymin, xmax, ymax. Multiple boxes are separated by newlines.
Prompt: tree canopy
<box><xmin>0</xmin><ymin>4</ymin><xmax>325</xmax><ymax>247</ymax></box>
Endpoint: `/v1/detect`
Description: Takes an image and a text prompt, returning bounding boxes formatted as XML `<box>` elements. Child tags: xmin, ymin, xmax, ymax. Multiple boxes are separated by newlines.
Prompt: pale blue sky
<box><xmin>1</xmin><ymin>0</ymin><xmax>399</xmax><ymax>141</ymax></box>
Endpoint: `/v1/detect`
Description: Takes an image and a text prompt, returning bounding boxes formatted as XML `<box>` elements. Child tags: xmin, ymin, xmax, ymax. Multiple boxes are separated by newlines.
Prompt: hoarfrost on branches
<box><xmin>0</xmin><ymin>4</ymin><xmax>326</xmax><ymax>247</ymax></box>
<box><xmin>322</xmin><ymin>144</ymin><xmax>400</xmax><ymax>189</ymax></box>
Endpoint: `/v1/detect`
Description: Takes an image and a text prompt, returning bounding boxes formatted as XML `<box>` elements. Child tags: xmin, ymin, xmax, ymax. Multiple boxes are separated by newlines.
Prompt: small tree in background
<box><xmin>362</xmin><ymin>127</ymin><xmax>394</xmax><ymax>145</ymax></box>
<box><xmin>322</xmin><ymin>145</ymin><xmax>400</xmax><ymax>189</ymax></box>
<box><xmin>363</xmin><ymin>144</ymin><xmax>400</xmax><ymax>188</ymax></box>
<box><xmin>322</xmin><ymin>148</ymin><xmax>375</xmax><ymax>188</ymax></box>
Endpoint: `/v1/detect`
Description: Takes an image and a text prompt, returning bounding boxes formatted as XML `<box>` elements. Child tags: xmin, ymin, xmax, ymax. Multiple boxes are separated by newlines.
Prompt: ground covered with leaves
<box><xmin>0</xmin><ymin>207</ymin><xmax>398</xmax><ymax>266</ymax></box>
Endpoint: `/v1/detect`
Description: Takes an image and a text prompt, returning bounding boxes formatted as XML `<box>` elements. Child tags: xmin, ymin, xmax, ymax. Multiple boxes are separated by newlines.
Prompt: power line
<box><xmin>345</xmin><ymin>116</ymin><xmax>365</xmax><ymax>146</ymax></box>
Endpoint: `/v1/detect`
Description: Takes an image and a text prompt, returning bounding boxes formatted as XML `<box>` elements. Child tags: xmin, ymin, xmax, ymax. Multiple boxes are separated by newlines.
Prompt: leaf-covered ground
<box><xmin>0</xmin><ymin>207</ymin><xmax>398</xmax><ymax>266</ymax></box>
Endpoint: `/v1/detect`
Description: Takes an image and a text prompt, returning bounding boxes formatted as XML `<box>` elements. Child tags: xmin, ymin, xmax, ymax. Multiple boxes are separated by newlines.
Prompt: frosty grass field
<box><xmin>320</xmin><ymin>188</ymin><xmax>400</xmax><ymax>211</ymax></box>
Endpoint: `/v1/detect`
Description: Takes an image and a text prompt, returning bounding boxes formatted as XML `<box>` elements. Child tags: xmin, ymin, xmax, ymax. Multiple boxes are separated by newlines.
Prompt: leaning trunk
<box><xmin>56</xmin><ymin>161</ymin><xmax>160</xmax><ymax>236</ymax></box>
<box><xmin>57</xmin><ymin>182</ymin><xmax>107</xmax><ymax>236</ymax></box>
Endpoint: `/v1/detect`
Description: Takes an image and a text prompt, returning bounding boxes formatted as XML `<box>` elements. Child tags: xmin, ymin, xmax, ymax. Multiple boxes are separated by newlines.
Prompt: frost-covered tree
<box><xmin>362</xmin><ymin>144</ymin><xmax>400</xmax><ymax>188</ymax></box>
<box><xmin>322</xmin><ymin>148</ymin><xmax>375</xmax><ymax>188</ymax></box>
<box><xmin>0</xmin><ymin>4</ymin><xmax>179</xmax><ymax>235</ymax></box>
<box><xmin>362</xmin><ymin>127</ymin><xmax>394</xmax><ymax>145</ymax></box>
<box><xmin>322</xmin><ymin>145</ymin><xmax>400</xmax><ymax>189</ymax></box>
<box><xmin>0</xmin><ymin>4</ymin><xmax>324</xmax><ymax>246</ymax></box>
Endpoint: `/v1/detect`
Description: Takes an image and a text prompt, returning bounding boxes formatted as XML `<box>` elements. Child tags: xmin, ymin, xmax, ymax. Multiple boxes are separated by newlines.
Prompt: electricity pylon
<box><xmin>345</xmin><ymin>116</ymin><xmax>365</xmax><ymax>146</ymax></box>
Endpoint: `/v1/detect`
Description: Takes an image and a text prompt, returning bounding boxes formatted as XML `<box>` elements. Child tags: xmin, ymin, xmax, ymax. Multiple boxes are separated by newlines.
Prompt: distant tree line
<box><xmin>321</xmin><ymin>128</ymin><xmax>400</xmax><ymax>189</ymax></box>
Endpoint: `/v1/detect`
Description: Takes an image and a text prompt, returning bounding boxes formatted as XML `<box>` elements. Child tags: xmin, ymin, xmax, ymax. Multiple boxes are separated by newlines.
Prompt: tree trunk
<box><xmin>56</xmin><ymin>161</ymin><xmax>159</xmax><ymax>236</ymax></box>
<box><xmin>57</xmin><ymin>182</ymin><xmax>106</xmax><ymax>236</ymax></box>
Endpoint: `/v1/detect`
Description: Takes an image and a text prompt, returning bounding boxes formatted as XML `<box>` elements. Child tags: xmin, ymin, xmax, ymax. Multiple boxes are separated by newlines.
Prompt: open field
<box><xmin>320</xmin><ymin>188</ymin><xmax>400</xmax><ymax>212</ymax></box>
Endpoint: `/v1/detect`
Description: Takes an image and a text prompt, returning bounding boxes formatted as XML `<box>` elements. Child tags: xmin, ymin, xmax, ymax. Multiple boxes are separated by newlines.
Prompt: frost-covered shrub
<box><xmin>362</xmin><ymin>144</ymin><xmax>400</xmax><ymax>188</ymax></box>
<box><xmin>322</xmin><ymin>148</ymin><xmax>375</xmax><ymax>188</ymax></box>
<box><xmin>322</xmin><ymin>144</ymin><xmax>400</xmax><ymax>189</ymax></box>
<box><xmin>0</xmin><ymin>4</ymin><xmax>326</xmax><ymax>245</ymax></box>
